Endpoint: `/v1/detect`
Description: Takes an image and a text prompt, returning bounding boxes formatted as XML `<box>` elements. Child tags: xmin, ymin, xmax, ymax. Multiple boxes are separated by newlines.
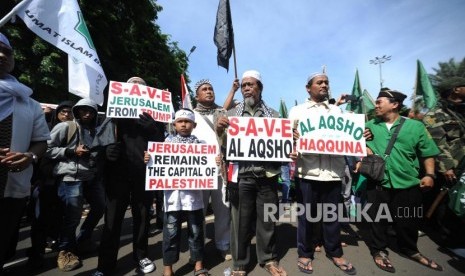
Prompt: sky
<box><xmin>156</xmin><ymin>0</ymin><xmax>465</xmax><ymax>112</ymax></box>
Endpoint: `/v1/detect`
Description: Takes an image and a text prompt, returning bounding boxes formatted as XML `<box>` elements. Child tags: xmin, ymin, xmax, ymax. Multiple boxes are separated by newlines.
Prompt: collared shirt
<box><xmin>366</xmin><ymin>116</ymin><xmax>440</xmax><ymax>189</ymax></box>
<box><xmin>289</xmin><ymin>98</ymin><xmax>346</xmax><ymax>181</ymax></box>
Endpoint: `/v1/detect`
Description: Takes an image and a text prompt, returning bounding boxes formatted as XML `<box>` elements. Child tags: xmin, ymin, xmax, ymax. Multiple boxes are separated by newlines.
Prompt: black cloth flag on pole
<box><xmin>214</xmin><ymin>0</ymin><xmax>234</xmax><ymax>71</ymax></box>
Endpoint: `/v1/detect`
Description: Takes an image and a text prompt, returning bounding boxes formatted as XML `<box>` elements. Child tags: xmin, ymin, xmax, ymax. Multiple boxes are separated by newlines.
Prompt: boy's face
<box><xmin>174</xmin><ymin>119</ymin><xmax>196</xmax><ymax>136</ymax></box>
<box><xmin>77</xmin><ymin>106</ymin><xmax>95</xmax><ymax>124</ymax></box>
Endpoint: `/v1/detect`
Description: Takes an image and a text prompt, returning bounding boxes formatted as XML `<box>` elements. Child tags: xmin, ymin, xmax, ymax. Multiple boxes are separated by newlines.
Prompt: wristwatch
<box><xmin>424</xmin><ymin>173</ymin><xmax>436</xmax><ymax>180</ymax></box>
<box><xmin>25</xmin><ymin>152</ymin><xmax>38</xmax><ymax>164</ymax></box>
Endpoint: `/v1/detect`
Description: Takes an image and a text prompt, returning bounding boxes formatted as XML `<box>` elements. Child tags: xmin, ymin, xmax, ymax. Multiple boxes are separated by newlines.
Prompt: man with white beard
<box><xmin>216</xmin><ymin>70</ymin><xmax>287</xmax><ymax>276</ymax></box>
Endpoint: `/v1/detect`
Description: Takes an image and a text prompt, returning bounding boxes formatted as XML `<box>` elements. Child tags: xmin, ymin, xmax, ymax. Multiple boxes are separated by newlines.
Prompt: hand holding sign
<box><xmin>216</xmin><ymin>115</ymin><xmax>229</xmax><ymax>135</ymax></box>
<box><xmin>106</xmin><ymin>81</ymin><xmax>173</xmax><ymax>122</ymax></box>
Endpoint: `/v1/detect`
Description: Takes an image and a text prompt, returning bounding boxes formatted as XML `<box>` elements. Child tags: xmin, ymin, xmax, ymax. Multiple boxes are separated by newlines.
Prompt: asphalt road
<box><xmin>4</xmin><ymin>205</ymin><xmax>465</xmax><ymax>276</ymax></box>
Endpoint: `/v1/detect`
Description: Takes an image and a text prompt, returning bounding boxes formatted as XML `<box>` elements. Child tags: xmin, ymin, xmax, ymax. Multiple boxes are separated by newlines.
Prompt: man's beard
<box><xmin>245</xmin><ymin>97</ymin><xmax>256</xmax><ymax>108</ymax></box>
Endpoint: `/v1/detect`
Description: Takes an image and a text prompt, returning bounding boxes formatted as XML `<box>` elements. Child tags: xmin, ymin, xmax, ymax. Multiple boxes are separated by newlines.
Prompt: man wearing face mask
<box><xmin>216</xmin><ymin>70</ymin><xmax>287</xmax><ymax>276</ymax></box>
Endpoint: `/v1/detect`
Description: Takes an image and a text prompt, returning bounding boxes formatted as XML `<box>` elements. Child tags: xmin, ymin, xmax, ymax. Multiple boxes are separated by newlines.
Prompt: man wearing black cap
<box><xmin>364</xmin><ymin>88</ymin><xmax>442</xmax><ymax>272</ymax></box>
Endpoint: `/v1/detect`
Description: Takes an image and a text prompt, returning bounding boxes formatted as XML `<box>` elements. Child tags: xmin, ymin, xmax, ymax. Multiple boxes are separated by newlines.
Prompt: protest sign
<box><xmin>226</xmin><ymin>117</ymin><xmax>293</xmax><ymax>162</ymax></box>
<box><xmin>295</xmin><ymin>112</ymin><xmax>366</xmax><ymax>156</ymax></box>
<box><xmin>106</xmin><ymin>80</ymin><xmax>173</xmax><ymax>122</ymax></box>
<box><xmin>145</xmin><ymin>142</ymin><xmax>219</xmax><ymax>190</ymax></box>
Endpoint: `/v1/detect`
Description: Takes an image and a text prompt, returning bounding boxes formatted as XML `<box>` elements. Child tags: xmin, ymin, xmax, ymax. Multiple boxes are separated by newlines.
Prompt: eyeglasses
<box><xmin>241</xmin><ymin>82</ymin><xmax>257</xmax><ymax>88</ymax></box>
<box><xmin>59</xmin><ymin>109</ymin><xmax>72</xmax><ymax>115</ymax></box>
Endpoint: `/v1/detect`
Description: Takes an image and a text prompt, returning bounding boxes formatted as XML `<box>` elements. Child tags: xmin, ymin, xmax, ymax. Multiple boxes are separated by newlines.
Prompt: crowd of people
<box><xmin>1</xmin><ymin>31</ymin><xmax>465</xmax><ymax>276</ymax></box>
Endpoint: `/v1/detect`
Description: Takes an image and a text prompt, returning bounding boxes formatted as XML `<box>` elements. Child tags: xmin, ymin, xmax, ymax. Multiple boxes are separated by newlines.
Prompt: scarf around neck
<box><xmin>167</xmin><ymin>133</ymin><xmax>201</xmax><ymax>144</ymax></box>
<box><xmin>235</xmin><ymin>99</ymin><xmax>273</xmax><ymax>117</ymax></box>
<box><xmin>194</xmin><ymin>102</ymin><xmax>222</xmax><ymax>115</ymax></box>
<box><xmin>0</xmin><ymin>74</ymin><xmax>33</xmax><ymax>121</ymax></box>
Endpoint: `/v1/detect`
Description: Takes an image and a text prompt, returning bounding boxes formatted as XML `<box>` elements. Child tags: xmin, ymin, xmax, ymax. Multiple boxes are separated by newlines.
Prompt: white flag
<box><xmin>15</xmin><ymin>0</ymin><xmax>107</xmax><ymax>105</ymax></box>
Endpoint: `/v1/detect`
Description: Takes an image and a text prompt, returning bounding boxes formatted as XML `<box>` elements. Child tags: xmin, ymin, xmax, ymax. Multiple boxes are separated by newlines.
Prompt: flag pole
<box><xmin>0</xmin><ymin>0</ymin><xmax>31</xmax><ymax>27</ymax></box>
<box><xmin>230</xmin><ymin>0</ymin><xmax>237</xmax><ymax>79</ymax></box>
<box><xmin>412</xmin><ymin>62</ymin><xmax>419</xmax><ymax>115</ymax></box>
<box><xmin>232</xmin><ymin>39</ymin><xmax>237</xmax><ymax>79</ymax></box>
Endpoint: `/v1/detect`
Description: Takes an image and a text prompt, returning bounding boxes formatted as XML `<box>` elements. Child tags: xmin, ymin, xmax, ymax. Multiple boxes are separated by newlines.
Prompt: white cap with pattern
<box><xmin>174</xmin><ymin>108</ymin><xmax>195</xmax><ymax>123</ymax></box>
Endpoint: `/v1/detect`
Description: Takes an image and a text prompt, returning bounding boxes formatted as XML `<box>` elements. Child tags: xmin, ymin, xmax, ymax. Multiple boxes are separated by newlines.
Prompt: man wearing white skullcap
<box><xmin>288</xmin><ymin>72</ymin><xmax>357</xmax><ymax>274</ymax></box>
<box><xmin>216</xmin><ymin>70</ymin><xmax>288</xmax><ymax>275</ymax></box>
<box><xmin>0</xmin><ymin>32</ymin><xmax>50</xmax><ymax>272</ymax></box>
<box><xmin>127</xmin><ymin>76</ymin><xmax>146</xmax><ymax>85</ymax></box>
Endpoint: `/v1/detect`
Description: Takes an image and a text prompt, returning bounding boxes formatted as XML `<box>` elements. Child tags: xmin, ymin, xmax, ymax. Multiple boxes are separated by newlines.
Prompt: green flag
<box><xmin>362</xmin><ymin>89</ymin><xmax>375</xmax><ymax>112</ymax></box>
<box><xmin>279</xmin><ymin>99</ymin><xmax>288</xmax><ymax>118</ymax></box>
<box><xmin>415</xmin><ymin>60</ymin><xmax>438</xmax><ymax>109</ymax></box>
<box><xmin>346</xmin><ymin>69</ymin><xmax>363</xmax><ymax>113</ymax></box>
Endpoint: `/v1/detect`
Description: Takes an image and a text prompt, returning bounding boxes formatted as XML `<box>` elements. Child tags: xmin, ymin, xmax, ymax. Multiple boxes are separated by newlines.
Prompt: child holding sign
<box><xmin>144</xmin><ymin>108</ymin><xmax>209</xmax><ymax>276</ymax></box>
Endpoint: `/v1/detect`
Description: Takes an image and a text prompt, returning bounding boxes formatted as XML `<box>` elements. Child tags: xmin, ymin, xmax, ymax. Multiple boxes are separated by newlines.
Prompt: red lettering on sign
<box><xmin>161</xmin><ymin>90</ymin><xmax>170</xmax><ymax>103</ymax></box>
<box><xmin>146</xmin><ymin>87</ymin><xmax>157</xmax><ymax>99</ymax></box>
<box><xmin>129</xmin><ymin>84</ymin><xmax>141</xmax><ymax>96</ymax></box>
<box><xmin>110</xmin><ymin>82</ymin><xmax>122</xmax><ymax>94</ymax></box>
<box><xmin>228</xmin><ymin>117</ymin><xmax>240</xmax><ymax>135</ymax></box>
<box><xmin>281</xmin><ymin>120</ymin><xmax>292</xmax><ymax>137</ymax></box>
<box><xmin>263</xmin><ymin>118</ymin><xmax>275</xmax><ymax>136</ymax></box>
<box><xmin>245</xmin><ymin>119</ymin><xmax>258</xmax><ymax>136</ymax></box>
<box><xmin>149</xmin><ymin>179</ymin><xmax>159</xmax><ymax>189</ymax></box>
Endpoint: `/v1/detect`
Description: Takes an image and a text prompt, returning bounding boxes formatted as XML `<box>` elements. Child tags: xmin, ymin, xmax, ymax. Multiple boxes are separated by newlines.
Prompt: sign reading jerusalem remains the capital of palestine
<box><xmin>145</xmin><ymin>142</ymin><xmax>219</xmax><ymax>191</ymax></box>
<box><xmin>295</xmin><ymin>112</ymin><xmax>367</xmax><ymax>156</ymax></box>
<box><xmin>106</xmin><ymin>81</ymin><xmax>174</xmax><ymax>123</ymax></box>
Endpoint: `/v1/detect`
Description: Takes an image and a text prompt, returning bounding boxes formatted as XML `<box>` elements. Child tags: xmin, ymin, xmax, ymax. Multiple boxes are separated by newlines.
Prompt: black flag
<box><xmin>214</xmin><ymin>0</ymin><xmax>234</xmax><ymax>71</ymax></box>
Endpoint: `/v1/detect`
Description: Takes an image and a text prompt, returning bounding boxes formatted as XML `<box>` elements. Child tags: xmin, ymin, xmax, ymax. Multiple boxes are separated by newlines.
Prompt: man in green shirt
<box><xmin>364</xmin><ymin>88</ymin><xmax>442</xmax><ymax>272</ymax></box>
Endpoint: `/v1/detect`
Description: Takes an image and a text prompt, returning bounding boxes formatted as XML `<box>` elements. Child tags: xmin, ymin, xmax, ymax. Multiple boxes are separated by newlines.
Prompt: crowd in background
<box><xmin>2</xmin><ymin>31</ymin><xmax>465</xmax><ymax>276</ymax></box>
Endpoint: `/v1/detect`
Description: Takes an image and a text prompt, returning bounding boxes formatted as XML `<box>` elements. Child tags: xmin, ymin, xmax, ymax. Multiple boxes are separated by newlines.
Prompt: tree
<box><xmin>410</xmin><ymin>57</ymin><xmax>464</xmax><ymax>113</ymax></box>
<box><xmin>431</xmin><ymin>57</ymin><xmax>465</xmax><ymax>93</ymax></box>
<box><xmin>1</xmin><ymin>0</ymin><xmax>188</xmax><ymax>109</ymax></box>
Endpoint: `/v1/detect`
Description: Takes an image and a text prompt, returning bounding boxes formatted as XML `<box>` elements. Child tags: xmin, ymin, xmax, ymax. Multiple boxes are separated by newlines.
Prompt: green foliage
<box><xmin>431</xmin><ymin>57</ymin><xmax>465</xmax><ymax>95</ymax></box>
<box><xmin>1</xmin><ymin>0</ymin><xmax>188</xmax><ymax>108</ymax></box>
<box><xmin>410</xmin><ymin>58</ymin><xmax>464</xmax><ymax>112</ymax></box>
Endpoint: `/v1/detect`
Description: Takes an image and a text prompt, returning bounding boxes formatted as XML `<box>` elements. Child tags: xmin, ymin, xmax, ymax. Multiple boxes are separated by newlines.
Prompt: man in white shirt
<box><xmin>192</xmin><ymin>79</ymin><xmax>232</xmax><ymax>260</ymax></box>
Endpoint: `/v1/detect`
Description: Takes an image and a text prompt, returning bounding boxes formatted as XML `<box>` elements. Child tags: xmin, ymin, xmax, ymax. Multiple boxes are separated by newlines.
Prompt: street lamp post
<box><xmin>187</xmin><ymin>46</ymin><xmax>196</xmax><ymax>59</ymax></box>
<box><xmin>370</xmin><ymin>55</ymin><xmax>391</xmax><ymax>89</ymax></box>
<box><xmin>182</xmin><ymin>46</ymin><xmax>196</xmax><ymax>73</ymax></box>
